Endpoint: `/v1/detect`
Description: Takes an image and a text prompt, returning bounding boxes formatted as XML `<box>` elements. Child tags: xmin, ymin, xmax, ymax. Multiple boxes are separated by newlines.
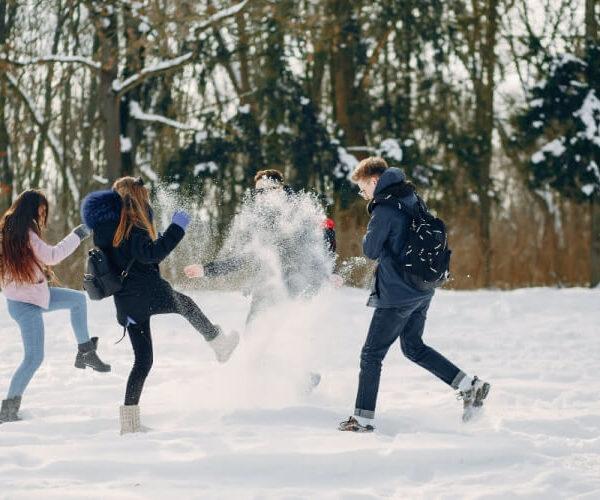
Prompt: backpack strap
<box><xmin>370</xmin><ymin>193</ymin><xmax>421</xmax><ymax>218</ymax></box>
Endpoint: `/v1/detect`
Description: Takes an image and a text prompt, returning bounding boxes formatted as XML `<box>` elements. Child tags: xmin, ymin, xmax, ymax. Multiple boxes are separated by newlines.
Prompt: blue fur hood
<box><xmin>81</xmin><ymin>190</ymin><xmax>122</xmax><ymax>230</ymax></box>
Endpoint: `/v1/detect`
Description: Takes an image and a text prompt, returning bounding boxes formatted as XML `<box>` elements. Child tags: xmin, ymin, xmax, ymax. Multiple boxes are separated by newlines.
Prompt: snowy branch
<box><xmin>113</xmin><ymin>52</ymin><xmax>194</xmax><ymax>96</ymax></box>
<box><xmin>129</xmin><ymin>101</ymin><xmax>201</xmax><ymax>132</ymax></box>
<box><xmin>1</xmin><ymin>54</ymin><xmax>101</xmax><ymax>71</ymax></box>
<box><xmin>194</xmin><ymin>0</ymin><xmax>250</xmax><ymax>33</ymax></box>
<box><xmin>5</xmin><ymin>73</ymin><xmax>80</xmax><ymax>204</ymax></box>
<box><xmin>111</xmin><ymin>1</ymin><xmax>249</xmax><ymax>97</ymax></box>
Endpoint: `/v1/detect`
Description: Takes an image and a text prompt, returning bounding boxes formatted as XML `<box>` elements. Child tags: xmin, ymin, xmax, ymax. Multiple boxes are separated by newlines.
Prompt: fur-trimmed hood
<box><xmin>81</xmin><ymin>190</ymin><xmax>122</xmax><ymax>230</ymax></box>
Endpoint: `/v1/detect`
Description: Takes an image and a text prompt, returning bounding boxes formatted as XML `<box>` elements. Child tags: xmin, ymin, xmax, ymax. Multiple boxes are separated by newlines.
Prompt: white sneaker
<box><xmin>209</xmin><ymin>327</ymin><xmax>240</xmax><ymax>363</ymax></box>
<box><xmin>458</xmin><ymin>376</ymin><xmax>491</xmax><ymax>422</ymax></box>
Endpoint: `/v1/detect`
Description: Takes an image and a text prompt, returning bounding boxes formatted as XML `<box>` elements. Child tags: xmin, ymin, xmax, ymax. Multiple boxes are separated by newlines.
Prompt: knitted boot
<box><xmin>119</xmin><ymin>405</ymin><xmax>146</xmax><ymax>435</ymax></box>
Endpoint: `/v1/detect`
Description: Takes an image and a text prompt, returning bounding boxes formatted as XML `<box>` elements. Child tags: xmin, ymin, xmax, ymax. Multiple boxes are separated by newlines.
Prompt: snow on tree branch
<box><xmin>5</xmin><ymin>73</ymin><xmax>80</xmax><ymax>204</ymax></box>
<box><xmin>1</xmin><ymin>55</ymin><xmax>101</xmax><ymax>71</ymax></box>
<box><xmin>129</xmin><ymin>101</ymin><xmax>201</xmax><ymax>131</ymax></box>
<box><xmin>112</xmin><ymin>52</ymin><xmax>194</xmax><ymax>96</ymax></box>
<box><xmin>110</xmin><ymin>2</ymin><xmax>248</xmax><ymax>97</ymax></box>
<box><xmin>194</xmin><ymin>0</ymin><xmax>250</xmax><ymax>33</ymax></box>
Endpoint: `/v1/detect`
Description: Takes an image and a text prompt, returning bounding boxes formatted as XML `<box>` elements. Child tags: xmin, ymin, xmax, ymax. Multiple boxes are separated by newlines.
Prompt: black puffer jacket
<box><xmin>81</xmin><ymin>190</ymin><xmax>185</xmax><ymax>326</ymax></box>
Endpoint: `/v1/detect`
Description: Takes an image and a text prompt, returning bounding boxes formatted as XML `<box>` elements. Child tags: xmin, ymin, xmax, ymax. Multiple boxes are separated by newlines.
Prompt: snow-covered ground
<box><xmin>1</xmin><ymin>286</ymin><xmax>599</xmax><ymax>499</ymax></box>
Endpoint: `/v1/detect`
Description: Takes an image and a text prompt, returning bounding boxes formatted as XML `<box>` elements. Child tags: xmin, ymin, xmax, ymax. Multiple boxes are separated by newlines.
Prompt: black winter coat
<box><xmin>81</xmin><ymin>190</ymin><xmax>185</xmax><ymax>326</ymax></box>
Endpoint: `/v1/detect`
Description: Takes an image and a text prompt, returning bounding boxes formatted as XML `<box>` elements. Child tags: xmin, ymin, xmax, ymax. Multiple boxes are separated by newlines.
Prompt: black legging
<box><xmin>124</xmin><ymin>290</ymin><xmax>219</xmax><ymax>406</ymax></box>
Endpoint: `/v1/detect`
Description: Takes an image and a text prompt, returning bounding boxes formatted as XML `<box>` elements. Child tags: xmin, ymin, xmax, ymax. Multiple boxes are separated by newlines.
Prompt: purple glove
<box><xmin>171</xmin><ymin>210</ymin><xmax>191</xmax><ymax>231</ymax></box>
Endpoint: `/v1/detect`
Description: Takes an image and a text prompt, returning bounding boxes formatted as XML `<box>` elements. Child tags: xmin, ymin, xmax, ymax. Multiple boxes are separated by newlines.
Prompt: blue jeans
<box><xmin>5</xmin><ymin>287</ymin><xmax>91</xmax><ymax>398</ymax></box>
<box><xmin>354</xmin><ymin>298</ymin><xmax>465</xmax><ymax>419</ymax></box>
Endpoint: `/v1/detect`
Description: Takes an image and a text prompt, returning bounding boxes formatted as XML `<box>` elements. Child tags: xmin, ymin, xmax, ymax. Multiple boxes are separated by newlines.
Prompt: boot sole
<box><xmin>74</xmin><ymin>360</ymin><xmax>111</xmax><ymax>372</ymax></box>
<box><xmin>338</xmin><ymin>425</ymin><xmax>374</xmax><ymax>433</ymax></box>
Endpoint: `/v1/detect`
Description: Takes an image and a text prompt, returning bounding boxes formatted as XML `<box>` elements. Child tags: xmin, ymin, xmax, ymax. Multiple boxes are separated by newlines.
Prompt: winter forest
<box><xmin>1</xmin><ymin>0</ymin><xmax>599</xmax><ymax>289</ymax></box>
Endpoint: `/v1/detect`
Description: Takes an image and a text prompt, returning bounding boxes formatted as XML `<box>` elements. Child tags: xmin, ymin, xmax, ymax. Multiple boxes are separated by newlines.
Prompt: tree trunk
<box><xmin>398</xmin><ymin>4</ymin><xmax>413</xmax><ymax>137</ymax></box>
<box><xmin>328</xmin><ymin>0</ymin><xmax>367</xmax><ymax>152</ymax></box>
<box><xmin>91</xmin><ymin>1</ymin><xmax>121</xmax><ymax>182</ymax></box>
<box><xmin>474</xmin><ymin>0</ymin><xmax>498</xmax><ymax>287</ymax></box>
<box><xmin>121</xmin><ymin>3</ymin><xmax>145</xmax><ymax>176</ymax></box>
<box><xmin>586</xmin><ymin>0</ymin><xmax>599</xmax><ymax>286</ymax></box>
<box><xmin>585</xmin><ymin>0</ymin><xmax>597</xmax><ymax>44</ymax></box>
<box><xmin>591</xmin><ymin>198</ymin><xmax>600</xmax><ymax>287</ymax></box>
<box><xmin>0</xmin><ymin>0</ymin><xmax>13</xmax><ymax>213</ymax></box>
<box><xmin>81</xmin><ymin>36</ymin><xmax>100</xmax><ymax>193</ymax></box>
<box><xmin>33</xmin><ymin>0</ymin><xmax>65</xmax><ymax>187</ymax></box>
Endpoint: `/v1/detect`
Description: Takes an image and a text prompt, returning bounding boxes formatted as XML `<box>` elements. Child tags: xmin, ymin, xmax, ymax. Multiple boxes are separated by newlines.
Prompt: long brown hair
<box><xmin>0</xmin><ymin>189</ymin><xmax>49</xmax><ymax>285</ymax></box>
<box><xmin>112</xmin><ymin>177</ymin><xmax>157</xmax><ymax>247</ymax></box>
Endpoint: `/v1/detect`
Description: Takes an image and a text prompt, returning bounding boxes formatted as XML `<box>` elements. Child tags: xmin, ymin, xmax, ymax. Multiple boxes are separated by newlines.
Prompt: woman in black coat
<box><xmin>81</xmin><ymin>176</ymin><xmax>239</xmax><ymax>434</ymax></box>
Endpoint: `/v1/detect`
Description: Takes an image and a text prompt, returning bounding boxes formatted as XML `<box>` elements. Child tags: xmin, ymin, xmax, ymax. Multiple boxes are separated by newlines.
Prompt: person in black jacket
<box><xmin>81</xmin><ymin>176</ymin><xmax>239</xmax><ymax>434</ymax></box>
<box><xmin>338</xmin><ymin>158</ymin><xmax>490</xmax><ymax>433</ymax></box>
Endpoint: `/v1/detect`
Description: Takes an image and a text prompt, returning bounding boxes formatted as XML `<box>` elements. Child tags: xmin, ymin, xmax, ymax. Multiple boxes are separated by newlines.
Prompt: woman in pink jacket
<box><xmin>0</xmin><ymin>190</ymin><xmax>110</xmax><ymax>424</ymax></box>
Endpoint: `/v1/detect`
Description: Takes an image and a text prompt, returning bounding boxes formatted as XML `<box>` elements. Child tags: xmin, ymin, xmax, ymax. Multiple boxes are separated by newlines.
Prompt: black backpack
<box><xmin>373</xmin><ymin>193</ymin><xmax>452</xmax><ymax>291</ymax></box>
<box><xmin>83</xmin><ymin>248</ymin><xmax>135</xmax><ymax>301</ymax></box>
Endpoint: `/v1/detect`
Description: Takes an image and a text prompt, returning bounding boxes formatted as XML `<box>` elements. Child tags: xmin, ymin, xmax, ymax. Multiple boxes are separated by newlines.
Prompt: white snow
<box><xmin>588</xmin><ymin>160</ymin><xmax>600</xmax><ymax>183</ymax></box>
<box><xmin>92</xmin><ymin>174</ymin><xmax>109</xmax><ymax>185</ymax></box>
<box><xmin>120</xmin><ymin>135</ymin><xmax>132</xmax><ymax>153</ymax></box>
<box><xmin>139</xmin><ymin>163</ymin><xmax>159</xmax><ymax>182</ymax></box>
<box><xmin>194</xmin><ymin>161</ymin><xmax>219</xmax><ymax>175</ymax></box>
<box><xmin>378</xmin><ymin>138</ymin><xmax>403</xmax><ymax>162</ymax></box>
<box><xmin>5</xmin><ymin>54</ymin><xmax>101</xmax><ymax>70</ymax></box>
<box><xmin>195</xmin><ymin>131</ymin><xmax>208</xmax><ymax>142</ymax></box>
<box><xmin>574</xmin><ymin>90</ymin><xmax>600</xmax><ymax>147</ymax></box>
<box><xmin>334</xmin><ymin>146</ymin><xmax>358</xmax><ymax>179</ymax></box>
<box><xmin>581</xmin><ymin>184</ymin><xmax>595</xmax><ymax>196</ymax></box>
<box><xmin>194</xmin><ymin>0</ymin><xmax>249</xmax><ymax>33</ymax></box>
<box><xmin>534</xmin><ymin>188</ymin><xmax>563</xmax><ymax>236</ymax></box>
<box><xmin>554</xmin><ymin>53</ymin><xmax>586</xmax><ymax>68</ymax></box>
<box><xmin>0</xmin><ymin>287</ymin><xmax>598</xmax><ymax>497</ymax></box>
<box><xmin>531</xmin><ymin>138</ymin><xmax>566</xmax><ymax>163</ymax></box>
<box><xmin>129</xmin><ymin>101</ymin><xmax>200</xmax><ymax>132</ymax></box>
<box><xmin>138</xmin><ymin>22</ymin><xmax>151</xmax><ymax>34</ymax></box>
<box><xmin>112</xmin><ymin>53</ymin><xmax>194</xmax><ymax>93</ymax></box>
<box><xmin>276</xmin><ymin>124</ymin><xmax>292</xmax><ymax>135</ymax></box>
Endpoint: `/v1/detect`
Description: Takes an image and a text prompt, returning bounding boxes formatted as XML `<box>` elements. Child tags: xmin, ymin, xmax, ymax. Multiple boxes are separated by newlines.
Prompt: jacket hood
<box><xmin>374</xmin><ymin>167</ymin><xmax>406</xmax><ymax>196</ymax></box>
<box><xmin>368</xmin><ymin>168</ymin><xmax>416</xmax><ymax>215</ymax></box>
<box><xmin>81</xmin><ymin>190</ymin><xmax>122</xmax><ymax>230</ymax></box>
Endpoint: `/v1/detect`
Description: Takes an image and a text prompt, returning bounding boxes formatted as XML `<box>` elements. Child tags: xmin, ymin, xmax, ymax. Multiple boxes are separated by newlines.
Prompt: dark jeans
<box><xmin>124</xmin><ymin>290</ymin><xmax>218</xmax><ymax>406</ymax></box>
<box><xmin>354</xmin><ymin>298</ymin><xmax>464</xmax><ymax>419</ymax></box>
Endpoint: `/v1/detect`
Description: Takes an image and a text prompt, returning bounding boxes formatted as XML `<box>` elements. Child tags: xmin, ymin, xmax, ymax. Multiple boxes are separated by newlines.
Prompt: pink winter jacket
<box><xmin>2</xmin><ymin>230</ymin><xmax>81</xmax><ymax>309</ymax></box>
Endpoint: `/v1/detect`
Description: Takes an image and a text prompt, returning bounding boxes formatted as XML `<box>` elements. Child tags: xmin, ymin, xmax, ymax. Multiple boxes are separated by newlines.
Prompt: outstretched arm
<box><xmin>29</xmin><ymin>230</ymin><xmax>81</xmax><ymax>266</ymax></box>
<box><xmin>129</xmin><ymin>224</ymin><xmax>185</xmax><ymax>264</ymax></box>
<box><xmin>185</xmin><ymin>255</ymin><xmax>251</xmax><ymax>278</ymax></box>
<box><xmin>204</xmin><ymin>256</ymin><xmax>250</xmax><ymax>277</ymax></box>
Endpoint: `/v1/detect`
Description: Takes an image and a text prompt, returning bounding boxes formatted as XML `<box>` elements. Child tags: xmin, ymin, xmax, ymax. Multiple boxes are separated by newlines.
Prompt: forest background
<box><xmin>1</xmin><ymin>0</ymin><xmax>598</xmax><ymax>289</ymax></box>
